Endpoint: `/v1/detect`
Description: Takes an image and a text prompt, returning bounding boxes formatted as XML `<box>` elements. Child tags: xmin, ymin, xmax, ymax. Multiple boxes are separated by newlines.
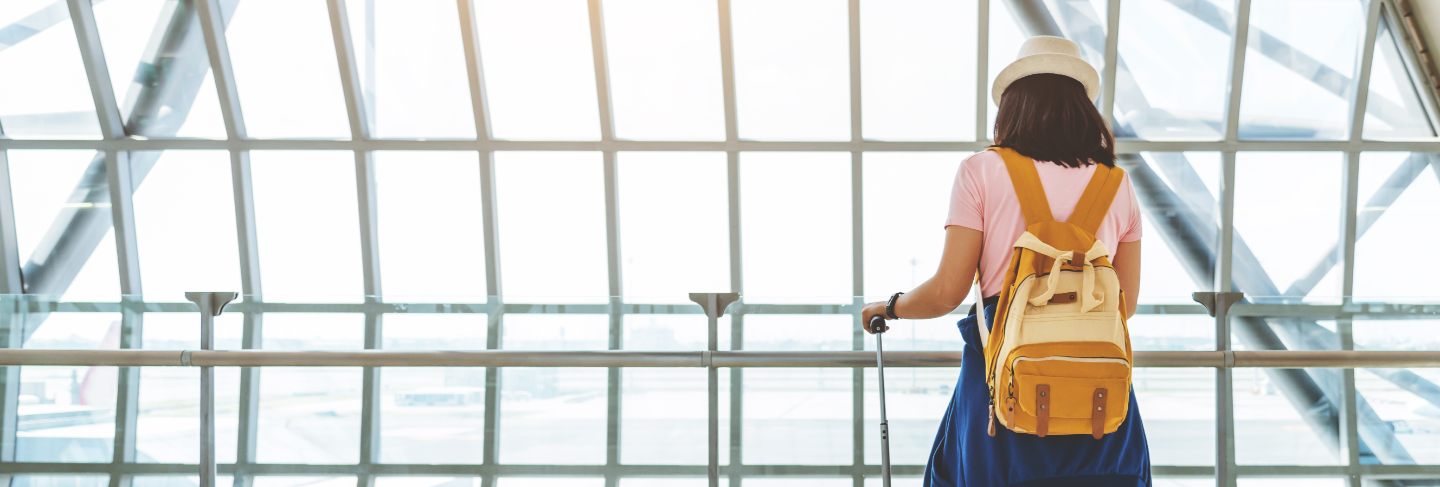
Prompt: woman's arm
<box><xmin>862</xmin><ymin>225</ymin><xmax>982</xmax><ymax>333</ymax></box>
<box><xmin>1112</xmin><ymin>239</ymin><xmax>1141</xmax><ymax>319</ymax></box>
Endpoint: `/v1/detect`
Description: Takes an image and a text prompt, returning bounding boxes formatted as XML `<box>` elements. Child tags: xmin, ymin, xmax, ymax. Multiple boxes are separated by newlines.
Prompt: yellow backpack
<box><xmin>978</xmin><ymin>147</ymin><xmax>1132</xmax><ymax>439</ymax></box>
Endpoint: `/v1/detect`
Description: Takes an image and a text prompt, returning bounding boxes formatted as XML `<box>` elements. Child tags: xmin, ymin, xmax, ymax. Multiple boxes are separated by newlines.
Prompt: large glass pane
<box><xmin>497</xmin><ymin>479</ymin><xmax>603</xmax><ymax>487</ymax></box>
<box><xmin>741</xmin><ymin>152</ymin><xmax>851</xmax><ymax>304</ymax></box>
<box><xmin>224</xmin><ymin>0</ymin><xmax>350</xmax><ymax>138</ymax></box>
<box><xmin>345</xmin><ymin>0</ymin><xmax>475</xmax><ymax>138</ymax></box>
<box><xmin>742</xmin><ymin>479</ymin><xmax>849</xmax><ymax>487</ymax></box>
<box><xmin>1354</xmin><ymin>152</ymin><xmax>1440</xmax><ymax>302</ymax></box>
<box><xmin>603</xmin><ymin>0</ymin><xmax>724</xmax><ymax>140</ymax></box>
<box><xmin>743</xmin><ymin>315</ymin><xmax>851</xmax><ymax>465</ymax></box>
<box><xmin>379</xmin><ymin>314</ymin><xmax>487</xmax><ymax>464</ymax></box>
<box><xmin>1238</xmin><ymin>0</ymin><xmax>1363</xmax><ymax>139</ymax></box>
<box><xmin>494</xmin><ymin>152</ymin><xmax>608</xmax><ymax>303</ymax></box>
<box><xmin>376</xmin><ymin>479</ymin><xmax>480</xmax><ymax>487</ymax></box>
<box><xmin>860</xmin><ymin>0</ymin><xmax>975</xmax><ymax>141</ymax></box>
<box><xmin>1233</xmin><ymin>367</ymin><xmax>1340</xmax><ymax>465</ymax></box>
<box><xmin>4</xmin><ymin>150</ymin><xmax>120</xmax><ymax>301</ymax></box>
<box><xmin>1115</xmin><ymin>0</ymin><xmax>1233</xmax><ymax>139</ymax></box>
<box><xmin>1355</xmin><ymin>368</ymin><xmax>1440</xmax><ymax>464</ymax></box>
<box><xmin>0</xmin><ymin>1</ymin><xmax>100</xmax><ymax>138</ymax></box>
<box><xmin>618</xmin><ymin>152</ymin><xmax>728</xmax><ymax>304</ymax></box>
<box><xmin>1135</xmin><ymin>152</ymin><xmax>1219</xmax><ymax>304</ymax></box>
<box><xmin>1134</xmin><ymin>368</ymin><xmax>1215</xmax><ymax>466</ymax></box>
<box><xmin>16</xmin><ymin>313</ymin><xmax>121</xmax><ymax>462</ymax></box>
<box><xmin>252</xmin><ymin>478</ymin><xmax>355</xmax><ymax>487</ymax></box>
<box><xmin>91</xmin><ymin>0</ymin><xmax>225</xmax><ymax>138</ymax></box>
<box><xmin>254</xmin><ymin>313</ymin><xmax>363</xmax><ymax>464</ymax></box>
<box><xmin>475</xmin><ymin>0</ymin><xmax>599</xmax><ymax>140</ymax></box>
<box><xmin>251</xmin><ymin>151</ymin><xmax>363</xmax><ymax>303</ymax></box>
<box><xmin>132</xmin><ymin>151</ymin><xmax>240</xmax><ymax>302</ymax></box>
<box><xmin>862</xmin><ymin>152</ymin><xmax>967</xmax><ymax>350</ymax></box>
<box><xmin>1364</xmin><ymin>20</ymin><xmax>1435</xmax><ymax>140</ymax></box>
<box><xmin>731</xmin><ymin>0</ymin><xmax>849</xmax><ymax>141</ymax></box>
<box><xmin>1233</xmin><ymin>152</ymin><xmax>1343</xmax><ymax>302</ymax></box>
<box><xmin>10</xmin><ymin>477</ymin><xmax>109</xmax><ymax>487</ymax></box>
<box><xmin>863</xmin><ymin>367</ymin><xmax>957</xmax><ymax>466</ymax></box>
<box><xmin>621</xmin><ymin>314</ymin><xmax>729</xmax><ymax>465</ymax></box>
<box><xmin>1355</xmin><ymin>320</ymin><xmax>1440</xmax><ymax>351</ymax></box>
<box><xmin>375</xmin><ymin>151</ymin><xmax>488</xmax><ymax>303</ymax></box>
<box><xmin>498</xmin><ymin>314</ymin><xmax>608</xmax><ymax>464</ymax></box>
<box><xmin>135</xmin><ymin>312</ymin><xmax>242</xmax><ymax>464</ymax></box>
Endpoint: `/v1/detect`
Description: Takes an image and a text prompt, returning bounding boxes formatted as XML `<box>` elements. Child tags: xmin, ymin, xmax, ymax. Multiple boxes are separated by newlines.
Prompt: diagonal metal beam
<box><xmin>1162</xmin><ymin>0</ymin><xmax>1413</xmax><ymax>127</ymax></box>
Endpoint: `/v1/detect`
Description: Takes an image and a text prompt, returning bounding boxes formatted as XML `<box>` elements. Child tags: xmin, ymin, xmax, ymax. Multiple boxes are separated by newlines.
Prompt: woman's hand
<box><xmin>861</xmin><ymin>301</ymin><xmax>889</xmax><ymax>334</ymax></box>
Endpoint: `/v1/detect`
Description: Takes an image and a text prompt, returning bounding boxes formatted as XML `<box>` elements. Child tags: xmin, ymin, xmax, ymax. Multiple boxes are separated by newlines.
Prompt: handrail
<box><xmin>3</xmin><ymin>349</ymin><xmax>1440</xmax><ymax>368</ymax></box>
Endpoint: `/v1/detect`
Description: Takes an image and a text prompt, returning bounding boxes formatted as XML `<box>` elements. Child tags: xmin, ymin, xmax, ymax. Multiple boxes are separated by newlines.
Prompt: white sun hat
<box><xmin>991</xmin><ymin>35</ymin><xmax>1100</xmax><ymax>105</ymax></box>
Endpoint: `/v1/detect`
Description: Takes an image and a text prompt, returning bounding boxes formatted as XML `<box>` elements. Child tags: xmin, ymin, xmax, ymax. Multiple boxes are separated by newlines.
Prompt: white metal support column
<box><xmin>1341</xmin><ymin>2</ymin><xmax>1383</xmax><ymax>485</ymax></box>
<box><xmin>70</xmin><ymin>1</ymin><xmax>145</xmax><ymax>485</ymax></box>
<box><xmin>976</xmin><ymin>0</ymin><xmax>990</xmax><ymax>142</ymax></box>
<box><xmin>0</xmin><ymin>122</ymin><xmax>21</xmax><ymax>473</ymax></box>
<box><xmin>716</xmin><ymin>0</ymin><xmax>743</xmax><ymax>484</ymax></box>
<box><xmin>326</xmin><ymin>2</ymin><xmax>384</xmax><ymax>487</ymax></box>
<box><xmin>195</xmin><ymin>0</ymin><xmax>257</xmax><ymax>485</ymax></box>
<box><xmin>1100</xmin><ymin>0</ymin><xmax>1121</xmax><ymax>126</ymax></box>
<box><xmin>584</xmin><ymin>1</ymin><xmax>624</xmax><ymax>485</ymax></box>
<box><xmin>456</xmin><ymin>0</ymin><xmax>505</xmax><ymax>484</ymax></box>
<box><xmin>1217</xmin><ymin>0</ymin><xmax>1252</xmax><ymax>485</ymax></box>
<box><xmin>846</xmin><ymin>0</ymin><xmax>867</xmax><ymax>484</ymax></box>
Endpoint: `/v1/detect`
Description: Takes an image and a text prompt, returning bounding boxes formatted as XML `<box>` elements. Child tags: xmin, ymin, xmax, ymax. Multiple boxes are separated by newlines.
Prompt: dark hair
<box><xmin>993</xmin><ymin>73</ymin><xmax>1115</xmax><ymax>168</ymax></box>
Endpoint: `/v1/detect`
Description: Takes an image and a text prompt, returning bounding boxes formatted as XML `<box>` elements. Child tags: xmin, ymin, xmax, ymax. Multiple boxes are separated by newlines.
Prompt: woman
<box><xmin>861</xmin><ymin>36</ymin><xmax>1151</xmax><ymax>486</ymax></box>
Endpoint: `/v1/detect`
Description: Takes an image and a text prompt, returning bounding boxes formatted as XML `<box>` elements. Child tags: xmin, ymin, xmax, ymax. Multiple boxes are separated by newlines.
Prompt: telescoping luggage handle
<box><xmin>868</xmin><ymin>315</ymin><xmax>893</xmax><ymax>487</ymax></box>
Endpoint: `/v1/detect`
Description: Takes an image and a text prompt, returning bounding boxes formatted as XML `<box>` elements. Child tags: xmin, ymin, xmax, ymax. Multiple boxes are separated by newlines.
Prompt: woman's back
<box><xmin>945</xmin><ymin>150</ymin><xmax>1143</xmax><ymax>298</ymax></box>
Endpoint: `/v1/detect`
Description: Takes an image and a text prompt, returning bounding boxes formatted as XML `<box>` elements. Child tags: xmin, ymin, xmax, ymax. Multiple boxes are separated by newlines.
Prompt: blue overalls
<box><xmin>924</xmin><ymin>302</ymin><xmax>1152</xmax><ymax>487</ymax></box>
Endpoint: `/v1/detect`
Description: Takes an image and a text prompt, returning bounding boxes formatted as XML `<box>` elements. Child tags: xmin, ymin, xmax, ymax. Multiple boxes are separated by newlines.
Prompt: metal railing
<box><xmin>4</xmin><ymin>292</ymin><xmax>1440</xmax><ymax>486</ymax></box>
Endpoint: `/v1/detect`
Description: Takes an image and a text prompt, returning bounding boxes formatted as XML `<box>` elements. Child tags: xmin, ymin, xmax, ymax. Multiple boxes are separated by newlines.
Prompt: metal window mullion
<box><xmin>1339</xmin><ymin>2</ymin><xmax>1382</xmax><ymax>485</ymax></box>
<box><xmin>103</xmin><ymin>148</ymin><xmax>145</xmax><ymax>487</ymax></box>
<box><xmin>845</xmin><ymin>0</ymin><xmax>865</xmax><ymax>484</ymax></box>
<box><xmin>1100</xmin><ymin>0</ymin><xmax>1121</xmax><ymax>126</ymax></box>
<box><xmin>68</xmin><ymin>0</ymin><xmax>125</xmax><ymax>140</ymax></box>
<box><xmin>196</xmin><ymin>0</ymin><xmax>247</xmax><ymax>141</ymax></box>
<box><xmin>975</xmin><ymin>0</ymin><xmax>989</xmax><ymax>142</ymax></box>
<box><xmin>457</xmin><ymin>0</ymin><xmax>504</xmax><ymax>482</ymax></box>
<box><xmin>1217</xmin><ymin>1</ymin><xmax>1251</xmax><ymax>485</ymax></box>
<box><xmin>195</xmin><ymin>0</ymin><xmax>265</xmax><ymax>477</ymax></box>
<box><xmin>0</xmin><ymin>132</ymin><xmax>21</xmax><ymax>464</ymax></box>
<box><xmin>584</xmin><ymin>1</ymin><xmax>624</xmax><ymax>483</ymax></box>
<box><xmin>716</xmin><ymin>0</ymin><xmax>741</xmax><ymax>483</ymax></box>
<box><xmin>1223</xmin><ymin>0</ymin><xmax>1253</xmax><ymax>143</ymax></box>
<box><xmin>74</xmin><ymin>0</ymin><xmax>148</xmax><ymax>473</ymax></box>
<box><xmin>325</xmin><ymin>0</ymin><xmax>383</xmax><ymax>483</ymax></box>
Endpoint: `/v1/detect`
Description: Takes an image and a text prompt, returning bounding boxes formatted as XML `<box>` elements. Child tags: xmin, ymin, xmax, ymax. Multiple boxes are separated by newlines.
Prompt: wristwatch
<box><xmin>885</xmin><ymin>292</ymin><xmax>904</xmax><ymax>320</ymax></box>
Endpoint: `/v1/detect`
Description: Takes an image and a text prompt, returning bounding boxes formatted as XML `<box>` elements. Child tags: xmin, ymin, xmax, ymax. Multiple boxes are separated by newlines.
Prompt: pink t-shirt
<box><xmin>946</xmin><ymin>150</ymin><xmax>1143</xmax><ymax>297</ymax></box>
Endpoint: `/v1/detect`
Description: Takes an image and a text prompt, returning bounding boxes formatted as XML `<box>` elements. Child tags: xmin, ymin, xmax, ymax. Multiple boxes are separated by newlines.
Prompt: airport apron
<box><xmin>923</xmin><ymin>301</ymin><xmax>1152</xmax><ymax>487</ymax></box>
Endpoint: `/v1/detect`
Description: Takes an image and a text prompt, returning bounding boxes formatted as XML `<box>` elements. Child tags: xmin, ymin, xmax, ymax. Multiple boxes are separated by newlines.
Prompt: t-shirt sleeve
<box><xmin>1118</xmin><ymin>173</ymin><xmax>1143</xmax><ymax>242</ymax></box>
<box><xmin>945</xmin><ymin>153</ymin><xmax>985</xmax><ymax>231</ymax></box>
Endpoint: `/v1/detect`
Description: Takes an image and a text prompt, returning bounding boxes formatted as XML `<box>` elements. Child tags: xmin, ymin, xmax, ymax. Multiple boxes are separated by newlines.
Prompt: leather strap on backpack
<box><xmin>989</xmin><ymin>147</ymin><xmax>1053</xmax><ymax>225</ymax></box>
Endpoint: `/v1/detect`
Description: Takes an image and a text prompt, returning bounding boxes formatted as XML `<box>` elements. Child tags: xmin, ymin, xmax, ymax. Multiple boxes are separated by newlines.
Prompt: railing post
<box><xmin>690</xmin><ymin>292</ymin><xmax>739</xmax><ymax>487</ymax></box>
<box><xmin>185</xmin><ymin>292</ymin><xmax>237</xmax><ymax>487</ymax></box>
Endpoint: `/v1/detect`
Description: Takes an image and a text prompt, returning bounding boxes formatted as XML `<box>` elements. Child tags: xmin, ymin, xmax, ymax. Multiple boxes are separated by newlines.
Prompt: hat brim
<box><xmin>991</xmin><ymin>53</ymin><xmax>1100</xmax><ymax>105</ymax></box>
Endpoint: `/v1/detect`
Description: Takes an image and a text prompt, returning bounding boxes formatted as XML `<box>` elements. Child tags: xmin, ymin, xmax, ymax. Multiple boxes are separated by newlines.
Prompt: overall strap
<box><xmin>1068</xmin><ymin>163</ymin><xmax>1127</xmax><ymax>234</ymax></box>
<box><xmin>989</xmin><ymin>147</ymin><xmax>1053</xmax><ymax>225</ymax></box>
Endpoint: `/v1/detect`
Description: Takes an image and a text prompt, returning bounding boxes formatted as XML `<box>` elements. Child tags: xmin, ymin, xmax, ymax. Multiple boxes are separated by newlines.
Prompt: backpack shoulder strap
<box><xmin>989</xmin><ymin>147</ymin><xmax>1053</xmax><ymax>225</ymax></box>
<box><xmin>1068</xmin><ymin>164</ymin><xmax>1127</xmax><ymax>234</ymax></box>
